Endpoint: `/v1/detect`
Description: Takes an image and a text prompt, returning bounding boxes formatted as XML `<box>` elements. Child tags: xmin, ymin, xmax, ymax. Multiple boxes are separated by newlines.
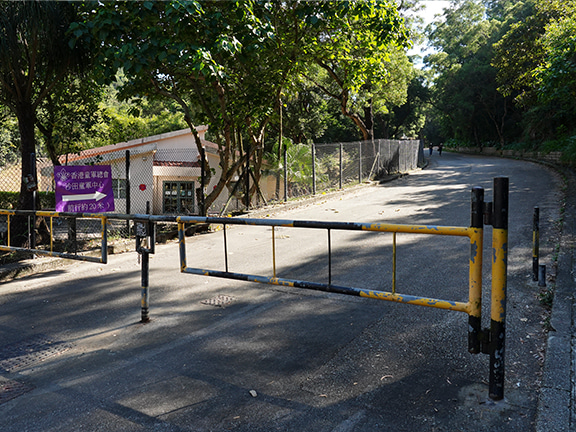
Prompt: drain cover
<box><xmin>0</xmin><ymin>378</ymin><xmax>33</xmax><ymax>405</ymax></box>
<box><xmin>201</xmin><ymin>295</ymin><xmax>235</xmax><ymax>307</ymax></box>
<box><xmin>0</xmin><ymin>334</ymin><xmax>71</xmax><ymax>373</ymax></box>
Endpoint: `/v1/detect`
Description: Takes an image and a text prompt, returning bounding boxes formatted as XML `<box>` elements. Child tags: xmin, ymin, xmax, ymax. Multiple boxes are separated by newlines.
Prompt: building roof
<box><xmin>59</xmin><ymin>126</ymin><xmax>218</xmax><ymax>164</ymax></box>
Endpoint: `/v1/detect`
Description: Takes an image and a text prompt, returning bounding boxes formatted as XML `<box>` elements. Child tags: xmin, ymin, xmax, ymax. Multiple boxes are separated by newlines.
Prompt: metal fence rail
<box><xmin>0</xmin><ymin>210</ymin><xmax>109</xmax><ymax>263</ymax></box>
<box><xmin>176</xmin><ymin>215</ymin><xmax>481</xmax><ymax>315</ymax></box>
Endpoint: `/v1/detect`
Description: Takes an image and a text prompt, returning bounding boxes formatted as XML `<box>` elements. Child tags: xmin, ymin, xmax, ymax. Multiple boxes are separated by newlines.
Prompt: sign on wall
<box><xmin>54</xmin><ymin>165</ymin><xmax>115</xmax><ymax>213</ymax></box>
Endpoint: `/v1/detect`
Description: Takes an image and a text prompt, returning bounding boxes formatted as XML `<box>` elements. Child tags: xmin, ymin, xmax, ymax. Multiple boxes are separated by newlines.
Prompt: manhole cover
<box><xmin>0</xmin><ymin>378</ymin><xmax>34</xmax><ymax>405</ymax></box>
<box><xmin>0</xmin><ymin>334</ymin><xmax>72</xmax><ymax>373</ymax></box>
<box><xmin>201</xmin><ymin>295</ymin><xmax>235</xmax><ymax>307</ymax></box>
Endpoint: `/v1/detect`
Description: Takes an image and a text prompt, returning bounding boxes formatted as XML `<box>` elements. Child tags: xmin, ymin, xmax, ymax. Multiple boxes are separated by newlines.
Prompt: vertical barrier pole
<box><xmin>532</xmin><ymin>207</ymin><xmax>539</xmax><ymax>281</ymax></box>
<box><xmin>538</xmin><ymin>265</ymin><xmax>546</xmax><ymax>287</ymax></box>
<box><xmin>490</xmin><ymin>177</ymin><xmax>508</xmax><ymax>400</ymax></box>
<box><xmin>141</xmin><ymin>247</ymin><xmax>150</xmax><ymax>323</ymax></box>
<box><xmin>468</xmin><ymin>186</ymin><xmax>484</xmax><ymax>354</ymax></box>
<box><xmin>178</xmin><ymin>221</ymin><xmax>186</xmax><ymax>272</ymax></box>
<box><xmin>101</xmin><ymin>216</ymin><xmax>108</xmax><ymax>264</ymax></box>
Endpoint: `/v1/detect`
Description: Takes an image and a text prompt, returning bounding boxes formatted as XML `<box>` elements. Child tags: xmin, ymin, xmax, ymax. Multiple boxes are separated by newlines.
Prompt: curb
<box><xmin>535</xmin><ymin>168</ymin><xmax>576</xmax><ymax>431</ymax></box>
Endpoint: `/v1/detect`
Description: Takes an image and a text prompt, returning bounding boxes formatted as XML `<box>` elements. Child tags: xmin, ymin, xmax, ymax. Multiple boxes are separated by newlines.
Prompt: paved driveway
<box><xmin>0</xmin><ymin>152</ymin><xmax>564</xmax><ymax>431</ymax></box>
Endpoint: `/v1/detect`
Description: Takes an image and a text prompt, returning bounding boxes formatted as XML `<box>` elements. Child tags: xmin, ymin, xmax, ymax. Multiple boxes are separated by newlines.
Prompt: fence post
<box><xmin>125</xmin><ymin>150</ymin><xmax>131</xmax><ymax>234</ymax></box>
<box><xmin>284</xmin><ymin>147</ymin><xmax>288</xmax><ymax>202</ymax></box>
<box><xmin>468</xmin><ymin>186</ymin><xmax>484</xmax><ymax>354</ymax></box>
<box><xmin>312</xmin><ymin>144</ymin><xmax>316</xmax><ymax>196</ymax></box>
<box><xmin>358</xmin><ymin>142</ymin><xmax>362</xmax><ymax>183</ymax></box>
<box><xmin>245</xmin><ymin>143</ymin><xmax>250</xmax><ymax>209</ymax></box>
<box><xmin>30</xmin><ymin>153</ymin><xmax>36</xmax><ymax>253</ymax></box>
<box><xmin>339</xmin><ymin>143</ymin><xmax>343</xmax><ymax>189</ymax></box>
<box><xmin>67</xmin><ymin>217</ymin><xmax>77</xmax><ymax>254</ymax></box>
<box><xmin>490</xmin><ymin>176</ymin><xmax>508</xmax><ymax>400</ymax></box>
<box><xmin>532</xmin><ymin>207</ymin><xmax>539</xmax><ymax>281</ymax></box>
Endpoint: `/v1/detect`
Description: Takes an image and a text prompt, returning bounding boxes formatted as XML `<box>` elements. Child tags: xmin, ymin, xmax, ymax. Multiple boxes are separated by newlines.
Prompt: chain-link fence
<box><xmin>0</xmin><ymin>138</ymin><xmax>423</xmax><ymax>253</ymax></box>
<box><xmin>282</xmin><ymin>139</ymin><xmax>423</xmax><ymax>200</ymax></box>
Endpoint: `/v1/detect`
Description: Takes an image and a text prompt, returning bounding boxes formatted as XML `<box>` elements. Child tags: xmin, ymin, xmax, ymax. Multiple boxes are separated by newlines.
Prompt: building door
<box><xmin>163</xmin><ymin>181</ymin><xmax>196</xmax><ymax>214</ymax></box>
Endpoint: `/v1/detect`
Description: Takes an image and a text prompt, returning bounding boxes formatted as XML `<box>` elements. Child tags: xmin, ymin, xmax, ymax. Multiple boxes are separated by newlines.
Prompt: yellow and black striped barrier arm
<box><xmin>176</xmin><ymin>212</ymin><xmax>483</xmax><ymax>316</ymax></box>
<box><xmin>0</xmin><ymin>210</ymin><xmax>108</xmax><ymax>264</ymax></box>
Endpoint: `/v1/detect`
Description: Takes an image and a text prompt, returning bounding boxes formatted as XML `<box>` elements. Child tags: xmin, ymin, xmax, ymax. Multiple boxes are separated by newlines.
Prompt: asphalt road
<box><xmin>0</xmin><ymin>152</ymin><xmax>565</xmax><ymax>431</ymax></box>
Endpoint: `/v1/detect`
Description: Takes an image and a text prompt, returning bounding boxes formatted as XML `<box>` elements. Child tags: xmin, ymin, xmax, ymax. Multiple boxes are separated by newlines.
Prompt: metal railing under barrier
<box><xmin>0</xmin><ymin>210</ymin><xmax>109</xmax><ymax>264</ymax></box>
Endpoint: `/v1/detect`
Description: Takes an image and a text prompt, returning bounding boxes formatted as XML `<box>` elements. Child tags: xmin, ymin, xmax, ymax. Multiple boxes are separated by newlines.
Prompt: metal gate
<box><xmin>175</xmin><ymin>177</ymin><xmax>508</xmax><ymax>400</ymax></box>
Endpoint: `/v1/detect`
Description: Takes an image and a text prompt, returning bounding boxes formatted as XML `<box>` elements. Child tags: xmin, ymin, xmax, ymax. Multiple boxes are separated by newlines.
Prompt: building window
<box><xmin>163</xmin><ymin>181</ymin><xmax>196</xmax><ymax>214</ymax></box>
<box><xmin>112</xmin><ymin>178</ymin><xmax>127</xmax><ymax>199</ymax></box>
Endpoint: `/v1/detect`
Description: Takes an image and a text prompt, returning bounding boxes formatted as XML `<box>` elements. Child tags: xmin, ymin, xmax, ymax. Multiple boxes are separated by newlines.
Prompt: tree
<box><xmin>74</xmin><ymin>1</ymin><xmax>279</xmax><ymax>211</ymax></box>
<box><xmin>382</xmin><ymin>74</ymin><xmax>431</xmax><ymax>139</ymax></box>
<box><xmin>425</xmin><ymin>0</ymin><xmax>518</xmax><ymax>147</ymax></box>
<box><xmin>293</xmin><ymin>1</ymin><xmax>411</xmax><ymax>141</ymax></box>
<box><xmin>533</xmin><ymin>2</ymin><xmax>576</xmax><ymax>138</ymax></box>
<box><xmin>0</xmin><ymin>1</ymin><xmax>89</xmax><ymax>213</ymax></box>
<box><xmin>493</xmin><ymin>0</ymin><xmax>576</xmax><ymax>141</ymax></box>
<box><xmin>36</xmin><ymin>75</ymin><xmax>104</xmax><ymax>165</ymax></box>
<box><xmin>76</xmin><ymin>1</ymin><xmax>410</xmax><ymax>212</ymax></box>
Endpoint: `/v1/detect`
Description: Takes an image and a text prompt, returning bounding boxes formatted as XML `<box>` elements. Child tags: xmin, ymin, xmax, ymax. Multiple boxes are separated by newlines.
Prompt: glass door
<box><xmin>163</xmin><ymin>181</ymin><xmax>196</xmax><ymax>214</ymax></box>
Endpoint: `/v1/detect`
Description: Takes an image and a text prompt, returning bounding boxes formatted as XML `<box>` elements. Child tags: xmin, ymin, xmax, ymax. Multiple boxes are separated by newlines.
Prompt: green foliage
<box><xmin>425</xmin><ymin>0</ymin><xmax>515</xmax><ymax>147</ymax></box>
<box><xmin>491</xmin><ymin>0</ymin><xmax>576</xmax><ymax>144</ymax></box>
<box><xmin>0</xmin><ymin>110</ymin><xmax>19</xmax><ymax>168</ymax></box>
<box><xmin>0</xmin><ymin>1</ymin><xmax>92</xmax><ymax>212</ymax></box>
<box><xmin>69</xmin><ymin>0</ymin><xmax>411</xmax><ymax>211</ymax></box>
<box><xmin>0</xmin><ymin>191</ymin><xmax>54</xmax><ymax>210</ymax></box>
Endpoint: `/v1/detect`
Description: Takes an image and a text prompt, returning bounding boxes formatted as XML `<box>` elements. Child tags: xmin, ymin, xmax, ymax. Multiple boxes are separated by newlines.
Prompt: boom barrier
<box><xmin>0</xmin><ymin>178</ymin><xmax>509</xmax><ymax>400</ymax></box>
<box><xmin>176</xmin><ymin>177</ymin><xmax>508</xmax><ymax>401</ymax></box>
<box><xmin>0</xmin><ymin>210</ymin><xmax>109</xmax><ymax>264</ymax></box>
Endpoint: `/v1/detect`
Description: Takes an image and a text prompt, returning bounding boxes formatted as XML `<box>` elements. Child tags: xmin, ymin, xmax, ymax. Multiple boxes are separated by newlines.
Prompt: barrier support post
<box><xmin>468</xmin><ymin>186</ymin><xmax>484</xmax><ymax>354</ymax></box>
<box><xmin>490</xmin><ymin>177</ymin><xmax>508</xmax><ymax>400</ymax></box>
<box><xmin>533</xmin><ymin>207</ymin><xmax>539</xmax><ymax>281</ymax></box>
<box><xmin>140</xmin><ymin>248</ymin><xmax>150</xmax><ymax>323</ymax></box>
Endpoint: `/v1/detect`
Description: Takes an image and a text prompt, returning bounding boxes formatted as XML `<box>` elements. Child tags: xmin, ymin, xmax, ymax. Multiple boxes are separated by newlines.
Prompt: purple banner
<box><xmin>55</xmin><ymin>165</ymin><xmax>115</xmax><ymax>213</ymax></box>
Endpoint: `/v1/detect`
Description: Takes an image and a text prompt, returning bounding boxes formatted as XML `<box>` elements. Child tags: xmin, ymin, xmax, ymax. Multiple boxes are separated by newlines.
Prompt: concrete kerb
<box><xmin>535</xmin><ymin>167</ymin><xmax>576</xmax><ymax>432</ymax></box>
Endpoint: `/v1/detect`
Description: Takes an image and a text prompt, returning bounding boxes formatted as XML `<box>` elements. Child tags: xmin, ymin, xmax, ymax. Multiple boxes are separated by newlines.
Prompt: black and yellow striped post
<box><xmin>468</xmin><ymin>186</ymin><xmax>484</xmax><ymax>354</ymax></box>
<box><xmin>490</xmin><ymin>177</ymin><xmax>508</xmax><ymax>400</ymax></box>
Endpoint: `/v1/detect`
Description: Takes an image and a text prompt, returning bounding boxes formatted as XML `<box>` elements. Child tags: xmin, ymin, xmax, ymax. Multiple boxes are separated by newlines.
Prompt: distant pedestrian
<box><xmin>438</xmin><ymin>143</ymin><xmax>443</xmax><ymax>156</ymax></box>
<box><xmin>429</xmin><ymin>143</ymin><xmax>433</xmax><ymax>156</ymax></box>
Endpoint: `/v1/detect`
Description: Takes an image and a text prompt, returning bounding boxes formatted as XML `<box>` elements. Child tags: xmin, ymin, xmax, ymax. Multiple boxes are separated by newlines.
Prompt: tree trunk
<box><xmin>17</xmin><ymin>101</ymin><xmax>36</xmax><ymax>211</ymax></box>
<box><xmin>10</xmin><ymin>101</ymin><xmax>38</xmax><ymax>247</ymax></box>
